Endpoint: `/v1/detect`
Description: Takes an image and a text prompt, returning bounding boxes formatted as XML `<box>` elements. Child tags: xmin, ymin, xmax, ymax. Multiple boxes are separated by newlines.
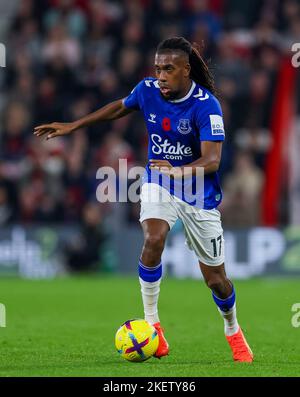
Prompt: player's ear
<box><xmin>184</xmin><ymin>62</ymin><xmax>191</xmax><ymax>78</ymax></box>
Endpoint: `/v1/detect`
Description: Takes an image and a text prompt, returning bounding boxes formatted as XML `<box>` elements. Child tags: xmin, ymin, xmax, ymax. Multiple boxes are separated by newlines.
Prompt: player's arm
<box><xmin>184</xmin><ymin>140</ymin><xmax>223</xmax><ymax>175</ymax></box>
<box><xmin>149</xmin><ymin>141</ymin><xmax>222</xmax><ymax>177</ymax></box>
<box><xmin>34</xmin><ymin>99</ymin><xmax>134</xmax><ymax>140</ymax></box>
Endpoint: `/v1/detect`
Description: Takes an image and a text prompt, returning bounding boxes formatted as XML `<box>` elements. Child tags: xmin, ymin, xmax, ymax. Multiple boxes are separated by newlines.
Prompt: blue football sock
<box><xmin>139</xmin><ymin>259</ymin><xmax>162</xmax><ymax>282</ymax></box>
<box><xmin>212</xmin><ymin>285</ymin><xmax>235</xmax><ymax>312</ymax></box>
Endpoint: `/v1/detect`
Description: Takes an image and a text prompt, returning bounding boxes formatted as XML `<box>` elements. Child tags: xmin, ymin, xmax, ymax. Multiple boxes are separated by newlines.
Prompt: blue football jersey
<box><xmin>123</xmin><ymin>77</ymin><xmax>225</xmax><ymax>209</ymax></box>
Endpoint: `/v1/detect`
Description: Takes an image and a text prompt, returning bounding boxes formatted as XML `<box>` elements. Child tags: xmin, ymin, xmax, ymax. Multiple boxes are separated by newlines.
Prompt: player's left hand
<box><xmin>149</xmin><ymin>159</ymin><xmax>182</xmax><ymax>178</ymax></box>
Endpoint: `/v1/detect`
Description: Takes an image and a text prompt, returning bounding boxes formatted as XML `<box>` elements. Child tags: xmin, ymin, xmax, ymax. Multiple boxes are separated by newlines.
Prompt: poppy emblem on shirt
<box><xmin>162</xmin><ymin>117</ymin><xmax>171</xmax><ymax>131</ymax></box>
<box><xmin>177</xmin><ymin>119</ymin><xmax>192</xmax><ymax>135</ymax></box>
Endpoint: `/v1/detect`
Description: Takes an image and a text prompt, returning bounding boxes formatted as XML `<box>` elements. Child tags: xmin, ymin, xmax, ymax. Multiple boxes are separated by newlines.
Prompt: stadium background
<box><xmin>0</xmin><ymin>0</ymin><xmax>300</xmax><ymax>378</ymax></box>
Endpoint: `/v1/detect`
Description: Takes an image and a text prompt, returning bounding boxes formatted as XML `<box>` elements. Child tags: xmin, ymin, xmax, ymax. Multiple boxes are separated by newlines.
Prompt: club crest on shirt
<box><xmin>177</xmin><ymin>119</ymin><xmax>192</xmax><ymax>135</ymax></box>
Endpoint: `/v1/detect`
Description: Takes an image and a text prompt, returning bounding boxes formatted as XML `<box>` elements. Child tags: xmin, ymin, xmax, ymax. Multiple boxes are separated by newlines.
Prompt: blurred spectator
<box><xmin>63</xmin><ymin>201</ymin><xmax>107</xmax><ymax>272</ymax></box>
<box><xmin>62</xmin><ymin>149</ymin><xmax>88</xmax><ymax>221</ymax></box>
<box><xmin>220</xmin><ymin>151</ymin><xmax>265</xmax><ymax>227</ymax></box>
<box><xmin>0</xmin><ymin>185</ymin><xmax>14</xmax><ymax>225</ymax></box>
<box><xmin>42</xmin><ymin>23</ymin><xmax>81</xmax><ymax>67</ymax></box>
<box><xmin>18</xmin><ymin>184</ymin><xmax>40</xmax><ymax>223</ymax></box>
<box><xmin>234</xmin><ymin>127</ymin><xmax>272</xmax><ymax>168</ymax></box>
<box><xmin>186</xmin><ymin>0</ymin><xmax>222</xmax><ymax>43</ymax></box>
<box><xmin>148</xmin><ymin>0</ymin><xmax>184</xmax><ymax>42</ymax></box>
<box><xmin>94</xmin><ymin>130</ymin><xmax>135</xmax><ymax>172</ymax></box>
<box><xmin>122</xmin><ymin>19</ymin><xmax>145</xmax><ymax>48</ymax></box>
<box><xmin>8</xmin><ymin>72</ymin><xmax>35</xmax><ymax>109</ymax></box>
<box><xmin>99</xmin><ymin>70</ymin><xmax>120</xmax><ymax>100</ymax></box>
<box><xmin>243</xmin><ymin>69</ymin><xmax>274</xmax><ymax>129</ymax></box>
<box><xmin>43</xmin><ymin>0</ymin><xmax>88</xmax><ymax>39</ymax></box>
<box><xmin>10</xmin><ymin>0</ymin><xmax>36</xmax><ymax>34</ymax></box>
<box><xmin>34</xmin><ymin>77</ymin><xmax>63</xmax><ymax>124</ymax></box>
<box><xmin>0</xmin><ymin>102</ymin><xmax>32</xmax><ymax>182</ymax></box>
<box><xmin>117</xmin><ymin>46</ymin><xmax>143</xmax><ymax>91</ymax></box>
<box><xmin>44</xmin><ymin>56</ymin><xmax>78</xmax><ymax>98</ymax></box>
<box><xmin>35</xmin><ymin>194</ymin><xmax>64</xmax><ymax>222</ymax></box>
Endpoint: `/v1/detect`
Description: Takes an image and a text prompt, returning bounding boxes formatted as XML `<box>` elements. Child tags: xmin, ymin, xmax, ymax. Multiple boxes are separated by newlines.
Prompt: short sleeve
<box><xmin>195</xmin><ymin>96</ymin><xmax>225</xmax><ymax>141</ymax></box>
<box><xmin>122</xmin><ymin>79</ymin><xmax>145</xmax><ymax>110</ymax></box>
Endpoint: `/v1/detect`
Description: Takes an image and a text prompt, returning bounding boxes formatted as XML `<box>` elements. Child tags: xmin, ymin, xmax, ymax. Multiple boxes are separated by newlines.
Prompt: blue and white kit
<box><xmin>123</xmin><ymin>77</ymin><xmax>225</xmax><ymax>266</ymax></box>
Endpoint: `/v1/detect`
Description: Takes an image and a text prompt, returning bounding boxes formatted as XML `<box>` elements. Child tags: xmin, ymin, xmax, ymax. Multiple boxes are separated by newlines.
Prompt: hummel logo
<box><xmin>193</xmin><ymin>88</ymin><xmax>209</xmax><ymax>101</ymax></box>
<box><xmin>148</xmin><ymin>113</ymin><xmax>156</xmax><ymax>123</ymax></box>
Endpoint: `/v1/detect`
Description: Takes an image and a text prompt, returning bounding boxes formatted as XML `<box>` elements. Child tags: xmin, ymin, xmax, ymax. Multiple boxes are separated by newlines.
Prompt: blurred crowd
<box><xmin>0</xmin><ymin>0</ymin><xmax>300</xmax><ymax>234</ymax></box>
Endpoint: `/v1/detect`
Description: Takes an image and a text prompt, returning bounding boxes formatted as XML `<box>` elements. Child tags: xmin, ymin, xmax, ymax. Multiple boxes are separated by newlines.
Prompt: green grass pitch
<box><xmin>0</xmin><ymin>276</ymin><xmax>299</xmax><ymax>377</ymax></box>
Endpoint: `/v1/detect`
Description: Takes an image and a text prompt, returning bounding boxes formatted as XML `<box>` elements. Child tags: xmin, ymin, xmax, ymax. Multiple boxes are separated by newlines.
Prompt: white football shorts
<box><xmin>139</xmin><ymin>182</ymin><xmax>225</xmax><ymax>266</ymax></box>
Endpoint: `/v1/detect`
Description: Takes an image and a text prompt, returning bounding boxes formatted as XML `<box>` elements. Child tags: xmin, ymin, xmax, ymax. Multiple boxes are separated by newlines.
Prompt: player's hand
<box><xmin>33</xmin><ymin>122</ymin><xmax>77</xmax><ymax>140</ymax></box>
<box><xmin>149</xmin><ymin>159</ymin><xmax>183</xmax><ymax>178</ymax></box>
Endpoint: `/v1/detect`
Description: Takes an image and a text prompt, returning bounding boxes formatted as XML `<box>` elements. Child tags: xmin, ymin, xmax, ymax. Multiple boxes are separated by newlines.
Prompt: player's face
<box><xmin>154</xmin><ymin>52</ymin><xmax>191</xmax><ymax>100</ymax></box>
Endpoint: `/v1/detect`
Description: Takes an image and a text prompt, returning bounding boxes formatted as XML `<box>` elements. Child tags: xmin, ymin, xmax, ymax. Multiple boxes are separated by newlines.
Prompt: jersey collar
<box><xmin>168</xmin><ymin>81</ymin><xmax>196</xmax><ymax>103</ymax></box>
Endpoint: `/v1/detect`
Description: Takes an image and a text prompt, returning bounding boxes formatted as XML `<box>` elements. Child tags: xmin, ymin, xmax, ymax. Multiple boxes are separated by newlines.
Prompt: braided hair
<box><xmin>156</xmin><ymin>37</ymin><xmax>216</xmax><ymax>95</ymax></box>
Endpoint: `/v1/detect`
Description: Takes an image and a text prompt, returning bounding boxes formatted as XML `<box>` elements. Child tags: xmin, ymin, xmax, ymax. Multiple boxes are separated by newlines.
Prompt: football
<box><xmin>115</xmin><ymin>319</ymin><xmax>159</xmax><ymax>362</ymax></box>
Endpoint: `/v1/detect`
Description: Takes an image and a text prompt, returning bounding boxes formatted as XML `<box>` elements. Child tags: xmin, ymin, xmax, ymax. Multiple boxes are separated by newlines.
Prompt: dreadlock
<box><xmin>156</xmin><ymin>37</ymin><xmax>216</xmax><ymax>95</ymax></box>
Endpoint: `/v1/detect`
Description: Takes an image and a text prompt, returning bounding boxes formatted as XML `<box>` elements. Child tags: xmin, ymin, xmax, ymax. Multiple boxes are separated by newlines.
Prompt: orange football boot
<box><xmin>226</xmin><ymin>327</ymin><xmax>254</xmax><ymax>362</ymax></box>
<box><xmin>153</xmin><ymin>322</ymin><xmax>169</xmax><ymax>358</ymax></box>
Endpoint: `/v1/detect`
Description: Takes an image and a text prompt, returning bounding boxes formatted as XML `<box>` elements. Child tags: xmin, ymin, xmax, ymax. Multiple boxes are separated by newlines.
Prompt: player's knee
<box><xmin>206</xmin><ymin>276</ymin><xmax>228</xmax><ymax>295</ymax></box>
<box><xmin>143</xmin><ymin>233</ymin><xmax>166</xmax><ymax>253</ymax></box>
<box><xmin>141</xmin><ymin>234</ymin><xmax>166</xmax><ymax>267</ymax></box>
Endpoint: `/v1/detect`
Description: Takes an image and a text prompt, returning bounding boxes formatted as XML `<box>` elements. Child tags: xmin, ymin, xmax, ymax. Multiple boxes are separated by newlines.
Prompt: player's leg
<box><xmin>200</xmin><ymin>261</ymin><xmax>253</xmax><ymax>362</ymax></box>
<box><xmin>139</xmin><ymin>219</ymin><xmax>170</xmax><ymax>358</ymax></box>
<box><xmin>139</xmin><ymin>218</ymin><xmax>169</xmax><ymax>326</ymax></box>
<box><xmin>199</xmin><ymin>261</ymin><xmax>239</xmax><ymax>337</ymax></box>
<box><xmin>199</xmin><ymin>261</ymin><xmax>238</xmax><ymax>336</ymax></box>
<box><xmin>176</xmin><ymin>204</ymin><xmax>253</xmax><ymax>362</ymax></box>
<box><xmin>138</xmin><ymin>183</ymin><xmax>178</xmax><ymax>358</ymax></box>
